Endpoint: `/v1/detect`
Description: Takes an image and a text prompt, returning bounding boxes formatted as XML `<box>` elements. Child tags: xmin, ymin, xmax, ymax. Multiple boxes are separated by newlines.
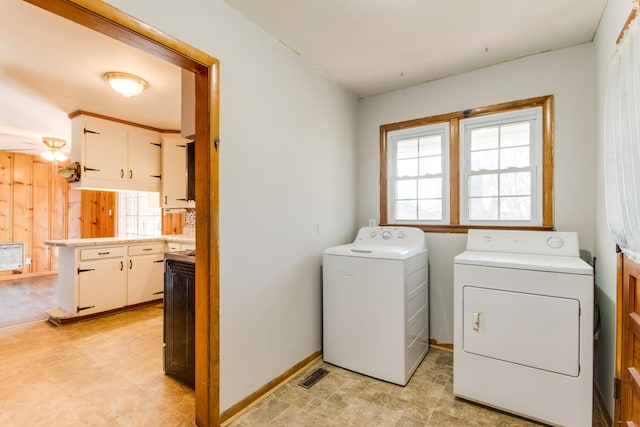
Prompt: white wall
<box><xmin>104</xmin><ymin>0</ymin><xmax>359</xmax><ymax>411</ymax></box>
<box><xmin>358</xmin><ymin>44</ymin><xmax>597</xmax><ymax>343</ymax></box>
<box><xmin>593</xmin><ymin>0</ymin><xmax>631</xmax><ymax>416</ymax></box>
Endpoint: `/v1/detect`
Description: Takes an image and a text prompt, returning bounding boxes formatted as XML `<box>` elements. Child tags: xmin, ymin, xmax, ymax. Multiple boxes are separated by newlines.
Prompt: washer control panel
<box><xmin>356</xmin><ymin>226</ymin><xmax>424</xmax><ymax>248</ymax></box>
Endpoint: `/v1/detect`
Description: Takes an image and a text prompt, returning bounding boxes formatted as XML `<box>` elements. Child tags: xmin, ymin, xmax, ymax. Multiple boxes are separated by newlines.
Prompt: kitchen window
<box><xmin>117</xmin><ymin>191</ymin><xmax>162</xmax><ymax>237</ymax></box>
<box><xmin>380</xmin><ymin>95</ymin><xmax>553</xmax><ymax>232</ymax></box>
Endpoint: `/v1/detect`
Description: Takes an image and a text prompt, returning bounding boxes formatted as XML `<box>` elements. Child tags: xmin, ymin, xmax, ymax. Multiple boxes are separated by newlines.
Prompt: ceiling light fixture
<box><xmin>104</xmin><ymin>71</ymin><xmax>148</xmax><ymax>97</ymax></box>
<box><xmin>41</xmin><ymin>137</ymin><xmax>68</xmax><ymax>162</ymax></box>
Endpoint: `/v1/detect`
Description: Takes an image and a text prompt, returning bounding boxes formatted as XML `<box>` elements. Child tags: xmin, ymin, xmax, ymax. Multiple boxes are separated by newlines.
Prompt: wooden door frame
<box><xmin>23</xmin><ymin>1</ymin><xmax>220</xmax><ymax>425</ymax></box>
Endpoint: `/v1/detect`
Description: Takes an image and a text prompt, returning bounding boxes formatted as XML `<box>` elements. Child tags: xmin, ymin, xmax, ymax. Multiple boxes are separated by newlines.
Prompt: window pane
<box><xmin>396</xmin><ymin>200</ymin><xmax>417</xmax><ymax>220</ymax></box>
<box><xmin>500</xmin><ymin>196</ymin><xmax>532</xmax><ymax>220</ymax></box>
<box><xmin>419</xmin><ymin>136</ymin><xmax>441</xmax><ymax>156</ymax></box>
<box><xmin>468</xmin><ymin>174</ymin><xmax>498</xmax><ymax>197</ymax></box>
<box><xmin>471</xmin><ymin>127</ymin><xmax>498</xmax><ymax>151</ymax></box>
<box><xmin>469</xmin><ymin>197</ymin><xmax>499</xmax><ymax>220</ymax></box>
<box><xmin>397</xmin><ymin>158</ymin><xmax>418</xmax><ymax>177</ymax></box>
<box><xmin>500</xmin><ymin>172</ymin><xmax>531</xmax><ymax>196</ymax></box>
<box><xmin>396</xmin><ymin>180</ymin><xmax>416</xmax><ymax>199</ymax></box>
<box><xmin>500</xmin><ymin>146</ymin><xmax>530</xmax><ymax>169</ymax></box>
<box><xmin>470</xmin><ymin>149</ymin><xmax>499</xmax><ymax>171</ymax></box>
<box><xmin>418</xmin><ymin>178</ymin><xmax>442</xmax><ymax>199</ymax></box>
<box><xmin>419</xmin><ymin>156</ymin><xmax>441</xmax><ymax>175</ymax></box>
<box><xmin>397</xmin><ymin>138</ymin><xmax>418</xmax><ymax>159</ymax></box>
<box><xmin>500</xmin><ymin>122</ymin><xmax>529</xmax><ymax>147</ymax></box>
<box><xmin>418</xmin><ymin>199</ymin><xmax>442</xmax><ymax>220</ymax></box>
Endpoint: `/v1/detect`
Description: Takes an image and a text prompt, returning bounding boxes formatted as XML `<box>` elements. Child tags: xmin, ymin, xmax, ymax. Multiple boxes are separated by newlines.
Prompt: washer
<box><xmin>322</xmin><ymin>226</ymin><xmax>428</xmax><ymax>386</ymax></box>
<box><xmin>454</xmin><ymin>229</ymin><xmax>593</xmax><ymax>426</ymax></box>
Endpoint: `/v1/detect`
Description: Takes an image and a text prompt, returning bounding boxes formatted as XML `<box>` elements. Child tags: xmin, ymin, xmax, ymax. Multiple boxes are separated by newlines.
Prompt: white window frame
<box><xmin>387</xmin><ymin>122</ymin><xmax>450</xmax><ymax>224</ymax></box>
<box><xmin>117</xmin><ymin>191</ymin><xmax>162</xmax><ymax>237</ymax></box>
<box><xmin>459</xmin><ymin>107</ymin><xmax>543</xmax><ymax>226</ymax></box>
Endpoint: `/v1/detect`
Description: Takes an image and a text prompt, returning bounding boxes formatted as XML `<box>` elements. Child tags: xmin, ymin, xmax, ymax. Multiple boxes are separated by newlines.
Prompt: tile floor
<box><xmin>0</xmin><ymin>275</ymin><xmax>610</xmax><ymax>426</ymax></box>
<box><xmin>0</xmin><ymin>303</ymin><xmax>195</xmax><ymax>427</ymax></box>
<box><xmin>226</xmin><ymin>348</ymin><xmax>609</xmax><ymax>427</ymax></box>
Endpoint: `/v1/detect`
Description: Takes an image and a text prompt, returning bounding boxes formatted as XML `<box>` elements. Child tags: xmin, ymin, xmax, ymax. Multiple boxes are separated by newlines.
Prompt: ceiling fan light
<box><xmin>41</xmin><ymin>150</ymin><xmax>55</xmax><ymax>161</ymax></box>
<box><xmin>104</xmin><ymin>72</ymin><xmax>147</xmax><ymax>97</ymax></box>
<box><xmin>54</xmin><ymin>151</ymin><xmax>68</xmax><ymax>162</ymax></box>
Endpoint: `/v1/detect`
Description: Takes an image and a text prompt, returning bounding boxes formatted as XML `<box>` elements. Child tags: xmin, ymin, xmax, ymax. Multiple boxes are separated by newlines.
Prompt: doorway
<box><xmin>23</xmin><ymin>1</ymin><xmax>220</xmax><ymax>425</ymax></box>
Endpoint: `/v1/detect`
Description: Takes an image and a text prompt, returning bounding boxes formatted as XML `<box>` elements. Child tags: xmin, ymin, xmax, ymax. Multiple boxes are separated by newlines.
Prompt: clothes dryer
<box><xmin>323</xmin><ymin>226</ymin><xmax>428</xmax><ymax>386</ymax></box>
<box><xmin>454</xmin><ymin>230</ymin><xmax>593</xmax><ymax>426</ymax></box>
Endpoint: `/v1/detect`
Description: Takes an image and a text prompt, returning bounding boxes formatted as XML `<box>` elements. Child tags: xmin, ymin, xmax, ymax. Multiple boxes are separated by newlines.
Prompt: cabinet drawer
<box><xmin>80</xmin><ymin>246</ymin><xmax>125</xmax><ymax>260</ymax></box>
<box><xmin>128</xmin><ymin>243</ymin><xmax>165</xmax><ymax>256</ymax></box>
<box><xmin>166</xmin><ymin>243</ymin><xmax>181</xmax><ymax>252</ymax></box>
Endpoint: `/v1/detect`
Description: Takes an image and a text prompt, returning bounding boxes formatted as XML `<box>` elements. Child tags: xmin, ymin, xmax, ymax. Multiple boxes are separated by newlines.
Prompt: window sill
<box><xmin>380</xmin><ymin>223</ymin><xmax>555</xmax><ymax>233</ymax></box>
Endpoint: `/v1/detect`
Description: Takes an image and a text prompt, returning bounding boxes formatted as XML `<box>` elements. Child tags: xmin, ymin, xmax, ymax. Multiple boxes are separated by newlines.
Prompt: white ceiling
<box><xmin>222</xmin><ymin>0</ymin><xmax>608</xmax><ymax>97</ymax></box>
<box><xmin>0</xmin><ymin>1</ymin><xmax>608</xmax><ymax>156</ymax></box>
<box><xmin>0</xmin><ymin>1</ymin><xmax>181</xmax><ymax>156</ymax></box>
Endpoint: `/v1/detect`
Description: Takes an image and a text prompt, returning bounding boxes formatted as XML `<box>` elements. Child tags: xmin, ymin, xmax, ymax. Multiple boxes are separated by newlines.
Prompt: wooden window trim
<box><xmin>380</xmin><ymin>95</ymin><xmax>554</xmax><ymax>232</ymax></box>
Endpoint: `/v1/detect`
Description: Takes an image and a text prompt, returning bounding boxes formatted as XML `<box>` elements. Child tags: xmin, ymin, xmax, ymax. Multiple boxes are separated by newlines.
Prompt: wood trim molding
<box><xmin>542</xmin><ymin>95</ymin><xmax>554</xmax><ymax>227</ymax></box>
<box><xmin>615</xmin><ymin>250</ymin><xmax>624</xmax><ymax>424</ymax></box>
<box><xmin>379</xmin><ymin>95</ymin><xmax>554</xmax><ymax>231</ymax></box>
<box><xmin>449</xmin><ymin>118</ymin><xmax>460</xmax><ymax>225</ymax></box>
<box><xmin>68</xmin><ymin>110</ymin><xmax>179</xmax><ymax>133</ymax></box>
<box><xmin>24</xmin><ymin>1</ymin><xmax>220</xmax><ymax>425</ymax></box>
<box><xmin>429</xmin><ymin>338</ymin><xmax>453</xmax><ymax>351</ymax></box>
<box><xmin>617</xmin><ymin>9</ymin><xmax>638</xmax><ymax>45</ymax></box>
<box><xmin>220</xmin><ymin>351</ymin><xmax>322</xmax><ymax>424</ymax></box>
<box><xmin>379</xmin><ymin>126</ymin><xmax>388</xmax><ymax>224</ymax></box>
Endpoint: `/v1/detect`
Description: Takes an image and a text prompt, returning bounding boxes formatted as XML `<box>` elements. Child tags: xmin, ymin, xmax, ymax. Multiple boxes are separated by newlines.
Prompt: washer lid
<box><xmin>323</xmin><ymin>243</ymin><xmax>426</xmax><ymax>260</ymax></box>
<box><xmin>454</xmin><ymin>250</ymin><xmax>593</xmax><ymax>275</ymax></box>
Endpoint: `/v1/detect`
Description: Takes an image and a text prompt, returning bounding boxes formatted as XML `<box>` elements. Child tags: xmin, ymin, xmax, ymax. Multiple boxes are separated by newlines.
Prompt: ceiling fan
<box><xmin>0</xmin><ymin>133</ymin><xmax>70</xmax><ymax>161</ymax></box>
<box><xmin>40</xmin><ymin>137</ymin><xmax>68</xmax><ymax>162</ymax></box>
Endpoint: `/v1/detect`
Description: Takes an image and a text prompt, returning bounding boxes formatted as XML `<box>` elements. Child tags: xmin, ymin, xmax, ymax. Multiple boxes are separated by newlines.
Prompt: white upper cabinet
<box><xmin>128</xmin><ymin>129</ymin><xmax>162</xmax><ymax>187</ymax></box>
<box><xmin>161</xmin><ymin>134</ymin><xmax>192</xmax><ymax>208</ymax></box>
<box><xmin>70</xmin><ymin>113</ymin><xmax>161</xmax><ymax>192</ymax></box>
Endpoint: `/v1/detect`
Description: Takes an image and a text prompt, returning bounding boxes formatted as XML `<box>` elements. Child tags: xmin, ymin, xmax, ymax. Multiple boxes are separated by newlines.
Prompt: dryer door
<box><xmin>463</xmin><ymin>286</ymin><xmax>580</xmax><ymax>376</ymax></box>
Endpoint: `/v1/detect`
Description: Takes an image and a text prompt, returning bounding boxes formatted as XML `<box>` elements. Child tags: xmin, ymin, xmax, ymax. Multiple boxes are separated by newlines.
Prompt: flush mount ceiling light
<box><xmin>41</xmin><ymin>137</ymin><xmax>68</xmax><ymax>162</ymax></box>
<box><xmin>103</xmin><ymin>72</ymin><xmax>148</xmax><ymax>97</ymax></box>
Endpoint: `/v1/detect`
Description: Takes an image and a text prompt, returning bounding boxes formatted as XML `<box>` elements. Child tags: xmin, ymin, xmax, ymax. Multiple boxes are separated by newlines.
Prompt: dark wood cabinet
<box><xmin>163</xmin><ymin>252</ymin><xmax>195</xmax><ymax>388</ymax></box>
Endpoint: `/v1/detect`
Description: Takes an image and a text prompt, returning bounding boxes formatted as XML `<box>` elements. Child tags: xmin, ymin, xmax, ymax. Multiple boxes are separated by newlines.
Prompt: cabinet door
<box><xmin>164</xmin><ymin>259</ymin><xmax>196</xmax><ymax>387</ymax></box>
<box><xmin>127</xmin><ymin>253</ymin><xmax>164</xmax><ymax>305</ymax></box>
<box><xmin>83</xmin><ymin>117</ymin><xmax>128</xmax><ymax>181</ymax></box>
<box><xmin>161</xmin><ymin>135</ymin><xmax>189</xmax><ymax>208</ymax></box>
<box><xmin>77</xmin><ymin>258</ymin><xmax>126</xmax><ymax>315</ymax></box>
<box><xmin>128</xmin><ymin>130</ymin><xmax>161</xmax><ymax>191</ymax></box>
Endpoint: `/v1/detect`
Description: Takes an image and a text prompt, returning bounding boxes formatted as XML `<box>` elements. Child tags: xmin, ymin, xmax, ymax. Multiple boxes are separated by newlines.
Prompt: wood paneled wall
<box><xmin>68</xmin><ymin>189</ymin><xmax>116</xmax><ymax>239</ymax></box>
<box><xmin>0</xmin><ymin>152</ymin><xmax>68</xmax><ymax>276</ymax></box>
<box><xmin>0</xmin><ymin>152</ymin><xmax>185</xmax><ymax>277</ymax></box>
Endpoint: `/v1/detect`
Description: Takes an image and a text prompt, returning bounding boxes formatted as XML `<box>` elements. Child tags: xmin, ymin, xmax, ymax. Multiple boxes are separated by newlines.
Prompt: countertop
<box><xmin>45</xmin><ymin>234</ymin><xmax>195</xmax><ymax>248</ymax></box>
<box><xmin>164</xmin><ymin>251</ymin><xmax>196</xmax><ymax>263</ymax></box>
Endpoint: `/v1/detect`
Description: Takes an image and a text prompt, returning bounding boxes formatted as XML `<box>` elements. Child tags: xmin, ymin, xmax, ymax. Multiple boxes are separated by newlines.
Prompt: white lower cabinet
<box><xmin>77</xmin><ymin>258</ymin><xmax>127</xmax><ymax>315</ymax></box>
<box><xmin>127</xmin><ymin>243</ymin><xmax>165</xmax><ymax>305</ymax></box>
<box><xmin>56</xmin><ymin>242</ymin><xmax>165</xmax><ymax>319</ymax></box>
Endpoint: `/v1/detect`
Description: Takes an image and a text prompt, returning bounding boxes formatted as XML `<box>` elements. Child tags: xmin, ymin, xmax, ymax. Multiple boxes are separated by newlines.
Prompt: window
<box><xmin>380</xmin><ymin>95</ymin><xmax>553</xmax><ymax>232</ymax></box>
<box><xmin>460</xmin><ymin>108</ymin><xmax>542</xmax><ymax>225</ymax></box>
<box><xmin>387</xmin><ymin>123</ymin><xmax>449</xmax><ymax>224</ymax></box>
<box><xmin>117</xmin><ymin>191</ymin><xmax>162</xmax><ymax>237</ymax></box>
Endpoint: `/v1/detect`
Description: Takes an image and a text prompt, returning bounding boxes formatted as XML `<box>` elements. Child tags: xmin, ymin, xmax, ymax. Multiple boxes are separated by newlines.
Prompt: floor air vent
<box><xmin>299</xmin><ymin>368</ymin><xmax>329</xmax><ymax>389</ymax></box>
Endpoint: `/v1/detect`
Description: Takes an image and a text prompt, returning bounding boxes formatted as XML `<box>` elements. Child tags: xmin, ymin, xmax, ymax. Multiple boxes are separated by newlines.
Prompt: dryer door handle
<box><xmin>472</xmin><ymin>312</ymin><xmax>484</xmax><ymax>331</ymax></box>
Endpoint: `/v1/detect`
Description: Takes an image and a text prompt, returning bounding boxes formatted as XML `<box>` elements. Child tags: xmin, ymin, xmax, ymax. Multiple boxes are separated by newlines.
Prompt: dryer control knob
<box><xmin>370</xmin><ymin>231</ymin><xmax>377</xmax><ymax>238</ymax></box>
<box><xmin>547</xmin><ymin>236</ymin><xmax>565</xmax><ymax>249</ymax></box>
<box><xmin>382</xmin><ymin>231</ymin><xmax>392</xmax><ymax>240</ymax></box>
<box><xmin>397</xmin><ymin>232</ymin><xmax>405</xmax><ymax>239</ymax></box>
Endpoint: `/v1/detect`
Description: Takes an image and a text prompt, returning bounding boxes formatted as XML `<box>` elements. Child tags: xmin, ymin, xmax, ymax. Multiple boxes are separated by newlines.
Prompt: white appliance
<box><xmin>322</xmin><ymin>226</ymin><xmax>428</xmax><ymax>386</ymax></box>
<box><xmin>454</xmin><ymin>230</ymin><xmax>593</xmax><ymax>426</ymax></box>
